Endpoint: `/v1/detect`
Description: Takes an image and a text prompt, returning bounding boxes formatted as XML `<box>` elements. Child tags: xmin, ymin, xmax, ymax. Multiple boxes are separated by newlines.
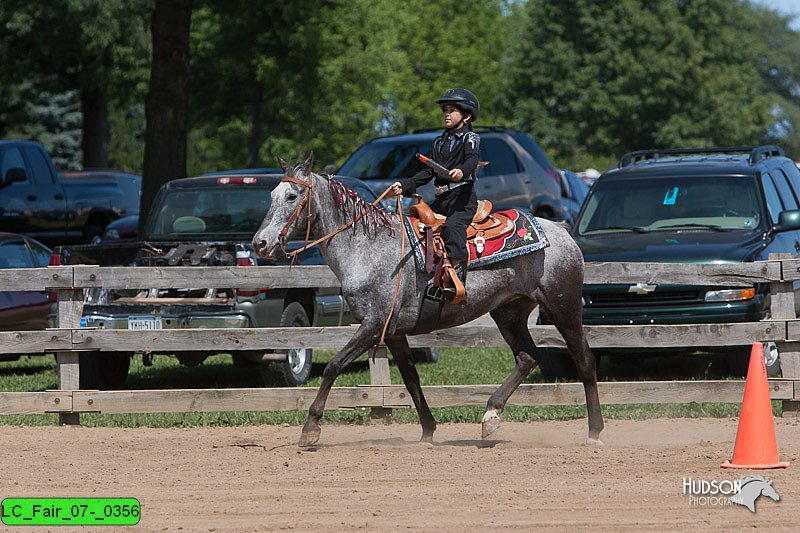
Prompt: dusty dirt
<box><xmin>1</xmin><ymin>418</ymin><xmax>799</xmax><ymax>532</ymax></box>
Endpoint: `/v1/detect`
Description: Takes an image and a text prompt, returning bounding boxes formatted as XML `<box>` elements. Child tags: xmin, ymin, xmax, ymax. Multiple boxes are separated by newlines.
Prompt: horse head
<box><xmin>253</xmin><ymin>154</ymin><xmax>315</xmax><ymax>259</ymax></box>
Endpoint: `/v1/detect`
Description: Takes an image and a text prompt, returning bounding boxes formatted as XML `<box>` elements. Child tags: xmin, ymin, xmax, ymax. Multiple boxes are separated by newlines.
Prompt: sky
<box><xmin>750</xmin><ymin>0</ymin><xmax>800</xmax><ymax>29</ymax></box>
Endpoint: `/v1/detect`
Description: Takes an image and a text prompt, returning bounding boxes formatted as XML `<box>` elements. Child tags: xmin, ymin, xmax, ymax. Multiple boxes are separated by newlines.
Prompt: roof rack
<box><xmin>618</xmin><ymin>145</ymin><xmax>785</xmax><ymax>168</ymax></box>
<box><xmin>410</xmin><ymin>125</ymin><xmax>511</xmax><ymax>134</ymax></box>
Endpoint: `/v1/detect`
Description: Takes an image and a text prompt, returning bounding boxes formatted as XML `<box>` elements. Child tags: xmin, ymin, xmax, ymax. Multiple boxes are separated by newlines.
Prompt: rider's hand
<box><xmin>388</xmin><ymin>181</ymin><xmax>403</xmax><ymax>197</ymax></box>
<box><xmin>449</xmin><ymin>168</ymin><xmax>464</xmax><ymax>181</ymax></box>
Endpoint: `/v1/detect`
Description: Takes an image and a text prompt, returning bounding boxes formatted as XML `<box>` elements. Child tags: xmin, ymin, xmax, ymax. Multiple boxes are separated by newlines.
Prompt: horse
<box><xmin>252</xmin><ymin>156</ymin><xmax>604</xmax><ymax>447</ymax></box>
<box><xmin>730</xmin><ymin>476</ymin><xmax>780</xmax><ymax>512</ymax></box>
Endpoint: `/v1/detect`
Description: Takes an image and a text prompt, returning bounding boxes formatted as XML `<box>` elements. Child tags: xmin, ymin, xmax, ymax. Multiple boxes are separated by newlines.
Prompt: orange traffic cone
<box><xmin>722</xmin><ymin>342</ymin><xmax>790</xmax><ymax>469</ymax></box>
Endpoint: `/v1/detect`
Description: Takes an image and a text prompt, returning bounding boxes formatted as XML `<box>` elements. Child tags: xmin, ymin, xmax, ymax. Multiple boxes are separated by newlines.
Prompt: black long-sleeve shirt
<box><xmin>399</xmin><ymin>125</ymin><xmax>480</xmax><ymax>196</ymax></box>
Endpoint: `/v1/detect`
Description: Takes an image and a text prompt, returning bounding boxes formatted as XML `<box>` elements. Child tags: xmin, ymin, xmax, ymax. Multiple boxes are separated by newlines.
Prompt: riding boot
<box><xmin>442</xmin><ymin>260</ymin><xmax>467</xmax><ymax>302</ymax></box>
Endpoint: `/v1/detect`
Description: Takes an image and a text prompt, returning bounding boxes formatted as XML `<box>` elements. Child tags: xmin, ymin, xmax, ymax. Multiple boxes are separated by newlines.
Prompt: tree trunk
<box><xmin>245</xmin><ymin>83</ymin><xmax>264</xmax><ymax>168</ymax></box>
<box><xmin>140</xmin><ymin>0</ymin><xmax>192</xmax><ymax>236</ymax></box>
<box><xmin>81</xmin><ymin>87</ymin><xmax>109</xmax><ymax>169</ymax></box>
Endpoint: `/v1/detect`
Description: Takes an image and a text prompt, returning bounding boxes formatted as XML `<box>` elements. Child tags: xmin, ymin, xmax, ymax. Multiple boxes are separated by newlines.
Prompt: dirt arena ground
<box><xmin>1</xmin><ymin>417</ymin><xmax>799</xmax><ymax>532</ymax></box>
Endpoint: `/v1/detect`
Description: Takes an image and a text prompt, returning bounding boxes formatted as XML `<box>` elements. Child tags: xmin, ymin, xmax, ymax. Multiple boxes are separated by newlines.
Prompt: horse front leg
<box><xmin>385</xmin><ymin>335</ymin><xmax>436</xmax><ymax>442</ymax></box>
<box><xmin>300</xmin><ymin>320</ymin><xmax>383</xmax><ymax>447</ymax></box>
<box><xmin>483</xmin><ymin>301</ymin><xmax>538</xmax><ymax>439</ymax></box>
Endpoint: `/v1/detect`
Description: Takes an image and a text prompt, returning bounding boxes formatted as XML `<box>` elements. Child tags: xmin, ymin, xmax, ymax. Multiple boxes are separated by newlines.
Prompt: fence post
<box><xmin>769</xmin><ymin>254</ymin><xmax>800</xmax><ymax>416</ymax></box>
<box><xmin>56</xmin><ymin>288</ymin><xmax>84</xmax><ymax>425</ymax></box>
<box><xmin>368</xmin><ymin>345</ymin><xmax>392</xmax><ymax>422</ymax></box>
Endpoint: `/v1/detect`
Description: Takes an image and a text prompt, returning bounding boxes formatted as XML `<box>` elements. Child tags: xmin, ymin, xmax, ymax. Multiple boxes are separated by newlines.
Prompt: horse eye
<box><xmin>286</xmin><ymin>191</ymin><xmax>298</xmax><ymax>202</ymax></box>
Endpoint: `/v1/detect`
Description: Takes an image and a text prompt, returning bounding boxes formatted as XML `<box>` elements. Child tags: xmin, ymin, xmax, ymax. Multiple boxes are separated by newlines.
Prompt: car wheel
<box><xmin>265</xmin><ymin>302</ymin><xmax>313</xmax><ymax>387</ymax></box>
<box><xmin>83</xmin><ymin>224</ymin><xmax>105</xmax><ymax>245</ymax></box>
<box><xmin>411</xmin><ymin>347</ymin><xmax>440</xmax><ymax>364</ymax></box>
<box><xmin>538</xmin><ymin>348</ymin><xmax>577</xmax><ymax>381</ymax></box>
<box><xmin>725</xmin><ymin>343</ymin><xmax>781</xmax><ymax>378</ymax></box>
<box><xmin>537</xmin><ymin>348</ymin><xmax>601</xmax><ymax>381</ymax></box>
<box><xmin>79</xmin><ymin>352</ymin><xmax>131</xmax><ymax>389</ymax></box>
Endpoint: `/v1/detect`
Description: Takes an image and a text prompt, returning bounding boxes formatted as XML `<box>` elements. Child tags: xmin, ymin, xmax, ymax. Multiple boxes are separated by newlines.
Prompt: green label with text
<box><xmin>1</xmin><ymin>498</ymin><xmax>140</xmax><ymax>526</ymax></box>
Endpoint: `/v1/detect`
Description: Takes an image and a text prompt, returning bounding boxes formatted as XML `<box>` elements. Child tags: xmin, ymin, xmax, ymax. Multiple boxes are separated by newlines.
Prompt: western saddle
<box><xmin>407</xmin><ymin>195</ymin><xmax>514</xmax><ymax>304</ymax></box>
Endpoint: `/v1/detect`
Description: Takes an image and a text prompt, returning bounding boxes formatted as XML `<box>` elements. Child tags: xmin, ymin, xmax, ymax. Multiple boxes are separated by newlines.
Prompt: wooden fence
<box><xmin>0</xmin><ymin>256</ymin><xmax>799</xmax><ymax>424</ymax></box>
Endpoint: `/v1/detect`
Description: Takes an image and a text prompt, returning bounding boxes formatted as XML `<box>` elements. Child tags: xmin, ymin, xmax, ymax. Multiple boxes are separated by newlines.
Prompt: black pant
<box><xmin>431</xmin><ymin>184</ymin><xmax>477</xmax><ymax>262</ymax></box>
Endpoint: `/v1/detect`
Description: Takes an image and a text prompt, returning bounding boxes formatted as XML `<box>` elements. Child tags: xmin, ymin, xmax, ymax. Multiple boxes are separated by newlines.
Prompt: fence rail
<box><xmin>0</xmin><ymin>258</ymin><xmax>798</xmax><ymax>421</ymax></box>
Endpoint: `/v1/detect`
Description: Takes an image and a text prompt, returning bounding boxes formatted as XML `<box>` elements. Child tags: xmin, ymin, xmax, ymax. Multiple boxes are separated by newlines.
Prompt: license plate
<box><xmin>128</xmin><ymin>316</ymin><xmax>163</xmax><ymax>330</ymax></box>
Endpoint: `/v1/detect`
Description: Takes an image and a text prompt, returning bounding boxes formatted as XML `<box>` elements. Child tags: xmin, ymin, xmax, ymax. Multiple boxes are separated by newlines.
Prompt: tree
<box><xmin>0</xmin><ymin>0</ymin><xmax>150</xmax><ymax>168</ymax></box>
<box><xmin>140</xmin><ymin>0</ymin><xmax>192</xmax><ymax>231</ymax></box>
<box><xmin>503</xmin><ymin>0</ymin><xmax>782</xmax><ymax>167</ymax></box>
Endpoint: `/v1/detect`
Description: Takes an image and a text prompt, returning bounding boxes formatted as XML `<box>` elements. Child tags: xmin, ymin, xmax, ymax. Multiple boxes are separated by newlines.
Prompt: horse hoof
<box><xmin>299</xmin><ymin>426</ymin><xmax>321</xmax><ymax>447</ymax></box>
<box><xmin>421</xmin><ymin>433</ymin><xmax>434</xmax><ymax>444</ymax></box>
<box><xmin>585</xmin><ymin>436</ymin><xmax>604</xmax><ymax>446</ymax></box>
<box><xmin>482</xmin><ymin>415</ymin><xmax>501</xmax><ymax>439</ymax></box>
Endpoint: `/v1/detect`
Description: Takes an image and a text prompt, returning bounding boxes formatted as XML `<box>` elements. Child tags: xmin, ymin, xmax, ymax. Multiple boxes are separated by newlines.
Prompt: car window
<box><xmin>22</xmin><ymin>146</ymin><xmax>56</xmax><ymax>185</ymax></box>
<box><xmin>0</xmin><ymin>240</ymin><xmax>34</xmax><ymax>269</ymax></box>
<box><xmin>27</xmin><ymin>239</ymin><xmax>53</xmax><ymax>267</ymax></box>
<box><xmin>148</xmin><ymin>188</ymin><xmax>272</xmax><ymax>238</ymax></box>
<box><xmin>577</xmin><ymin>176</ymin><xmax>762</xmax><ymax>235</ymax></box>
<box><xmin>773</xmin><ymin>167</ymin><xmax>800</xmax><ymax>208</ymax></box>
<box><xmin>479</xmin><ymin>138</ymin><xmax>521</xmax><ymax>176</ymax></box>
<box><xmin>338</xmin><ymin>142</ymin><xmax>427</xmax><ymax>179</ymax></box>
<box><xmin>508</xmin><ymin>131</ymin><xmax>555</xmax><ymax>171</ymax></box>
<box><xmin>761</xmin><ymin>174</ymin><xmax>784</xmax><ymax>224</ymax></box>
<box><xmin>1</xmin><ymin>147</ymin><xmax>28</xmax><ymax>184</ymax></box>
<box><xmin>765</xmin><ymin>169</ymin><xmax>798</xmax><ymax>210</ymax></box>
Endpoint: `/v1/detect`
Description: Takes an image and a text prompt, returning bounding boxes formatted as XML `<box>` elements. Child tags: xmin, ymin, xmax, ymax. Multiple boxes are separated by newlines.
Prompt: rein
<box><xmin>279</xmin><ymin>174</ymin><xmax>394</xmax><ymax>260</ymax></box>
<box><xmin>277</xmin><ymin>172</ymin><xmax>405</xmax><ymax>348</ymax></box>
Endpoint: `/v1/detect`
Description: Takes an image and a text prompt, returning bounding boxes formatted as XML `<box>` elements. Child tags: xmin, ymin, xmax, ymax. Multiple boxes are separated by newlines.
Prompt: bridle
<box><xmin>277</xmin><ymin>172</ymin><xmax>393</xmax><ymax>261</ymax></box>
<box><xmin>277</xmin><ymin>171</ymin><xmax>404</xmax><ymax>347</ymax></box>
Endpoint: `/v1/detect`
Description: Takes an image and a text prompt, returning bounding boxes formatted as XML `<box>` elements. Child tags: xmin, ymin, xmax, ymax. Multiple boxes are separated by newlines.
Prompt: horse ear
<box><xmin>302</xmin><ymin>152</ymin><xmax>314</xmax><ymax>174</ymax></box>
<box><xmin>279</xmin><ymin>157</ymin><xmax>291</xmax><ymax>174</ymax></box>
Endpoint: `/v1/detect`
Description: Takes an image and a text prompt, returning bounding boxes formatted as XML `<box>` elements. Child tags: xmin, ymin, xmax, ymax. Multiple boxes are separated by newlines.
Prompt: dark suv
<box><xmin>539</xmin><ymin>145</ymin><xmax>800</xmax><ymax>379</ymax></box>
<box><xmin>337</xmin><ymin>127</ymin><xmax>565</xmax><ymax>219</ymax></box>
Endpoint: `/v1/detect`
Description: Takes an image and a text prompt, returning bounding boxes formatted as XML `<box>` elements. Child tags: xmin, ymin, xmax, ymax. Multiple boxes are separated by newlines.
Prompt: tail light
<box><xmin>47</xmin><ymin>251</ymin><xmax>61</xmax><ymax>302</ymax></box>
<box><xmin>546</xmin><ymin>167</ymin><xmax>561</xmax><ymax>187</ymax></box>
<box><xmin>235</xmin><ymin>247</ymin><xmax>264</xmax><ymax>297</ymax></box>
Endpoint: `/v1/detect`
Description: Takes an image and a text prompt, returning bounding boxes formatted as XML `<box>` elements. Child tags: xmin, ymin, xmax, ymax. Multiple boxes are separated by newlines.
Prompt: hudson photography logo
<box><xmin>682</xmin><ymin>476</ymin><xmax>781</xmax><ymax>512</ymax></box>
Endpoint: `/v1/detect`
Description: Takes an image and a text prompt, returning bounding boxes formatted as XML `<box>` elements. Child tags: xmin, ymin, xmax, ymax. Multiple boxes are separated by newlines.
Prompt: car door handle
<box><xmin>54</xmin><ymin>193</ymin><xmax>64</xmax><ymax>200</ymax></box>
<box><xmin>795</xmin><ymin>241</ymin><xmax>800</xmax><ymax>253</ymax></box>
<box><xmin>26</xmin><ymin>194</ymin><xmax>37</xmax><ymax>201</ymax></box>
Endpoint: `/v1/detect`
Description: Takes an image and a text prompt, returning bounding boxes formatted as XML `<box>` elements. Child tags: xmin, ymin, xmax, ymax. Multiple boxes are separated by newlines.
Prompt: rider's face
<box><xmin>442</xmin><ymin>104</ymin><xmax>465</xmax><ymax>129</ymax></box>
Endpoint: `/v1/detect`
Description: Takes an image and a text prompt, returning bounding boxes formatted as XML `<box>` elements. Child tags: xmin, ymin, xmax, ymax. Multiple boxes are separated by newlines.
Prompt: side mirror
<box><xmin>772</xmin><ymin>209</ymin><xmax>800</xmax><ymax>233</ymax></box>
<box><xmin>0</xmin><ymin>167</ymin><xmax>28</xmax><ymax>189</ymax></box>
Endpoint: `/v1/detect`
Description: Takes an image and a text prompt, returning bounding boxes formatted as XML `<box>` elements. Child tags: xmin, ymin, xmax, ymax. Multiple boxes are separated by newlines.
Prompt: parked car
<box><xmin>99</xmin><ymin>214</ymin><xmax>139</xmax><ymax>243</ymax></box>
<box><xmin>0</xmin><ymin>140</ymin><xmax>140</xmax><ymax>247</ymax></box>
<box><xmin>539</xmin><ymin>145</ymin><xmax>800</xmax><ymax>380</ymax></box>
<box><xmin>336</xmin><ymin>127</ymin><xmax>564</xmax><ymax>219</ymax></box>
<box><xmin>56</xmin><ymin>173</ymin><xmax>438</xmax><ymax>389</ymax></box>
<box><xmin>0</xmin><ymin>233</ymin><xmax>54</xmax><ymax>361</ymax></box>
<box><xmin>555</xmin><ymin>168</ymin><xmax>591</xmax><ymax>227</ymax></box>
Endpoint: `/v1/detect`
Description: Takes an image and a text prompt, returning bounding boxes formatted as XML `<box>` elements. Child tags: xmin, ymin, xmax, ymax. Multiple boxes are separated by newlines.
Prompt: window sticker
<box><xmin>663</xmin><ymin>187</ymin><xmax>679</xmax><ymax>205</ymax></box>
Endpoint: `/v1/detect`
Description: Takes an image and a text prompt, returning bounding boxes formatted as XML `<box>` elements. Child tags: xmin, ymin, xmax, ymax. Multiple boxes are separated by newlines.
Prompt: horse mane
<box><xmin>323</xmin><ymin>174</ymin><xmax>396</xmax><ymax>238</ymax></box>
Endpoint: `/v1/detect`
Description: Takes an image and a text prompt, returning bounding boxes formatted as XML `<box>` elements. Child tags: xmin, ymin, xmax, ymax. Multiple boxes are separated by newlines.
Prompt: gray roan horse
<box><xmin>252</xmin><ymin>156</ymin><xmax>604</xmax><ymax>447</ymax></box>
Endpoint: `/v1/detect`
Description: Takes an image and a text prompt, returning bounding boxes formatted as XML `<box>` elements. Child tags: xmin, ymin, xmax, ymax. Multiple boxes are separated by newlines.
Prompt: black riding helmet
<box><xmin>436</xmin><ymin>88</ymin><xmax>480</xmax><ymax>122</ymax></box>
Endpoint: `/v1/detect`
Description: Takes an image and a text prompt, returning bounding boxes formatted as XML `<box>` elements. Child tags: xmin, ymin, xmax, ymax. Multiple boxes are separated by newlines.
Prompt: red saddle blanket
<box><xmin>403</xmin><ymin>208</ymin><xmax>550</xmax><ymax>270</ymax></box>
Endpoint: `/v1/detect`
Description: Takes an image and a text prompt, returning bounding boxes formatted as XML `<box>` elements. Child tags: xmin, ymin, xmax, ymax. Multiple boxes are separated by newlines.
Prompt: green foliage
<box><xmin>503</xmin><ymin>0</ymin><xmax>794</xmax><ymax>167</ymax></box>
<box><xmin>1</xmin><ymin>0</ymin><xmax>799</xmax><ymax>176</ymax></box>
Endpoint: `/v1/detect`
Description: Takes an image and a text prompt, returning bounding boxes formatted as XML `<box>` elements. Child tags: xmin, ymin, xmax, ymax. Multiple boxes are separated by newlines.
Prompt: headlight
<box><xmin>704</xmin><ymin>288</ymin><xmax>755</xmax><ymax>302</ymax></box>
<box><xmin>104</xmin><ymin>228</ymin><xmax>120</xmax><ymax>240</ymax></box>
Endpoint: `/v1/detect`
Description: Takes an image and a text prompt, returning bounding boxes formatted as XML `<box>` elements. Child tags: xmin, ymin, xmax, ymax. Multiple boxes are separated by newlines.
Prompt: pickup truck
<box><xmin>0</xmin><ymin>140</ymin><xmax>139</xmax><ymax>246</ymax></box>
<box><xmin>55</xmin><ymin>173</ymin><xmax>438</xmax><ymax>389</ymax></box>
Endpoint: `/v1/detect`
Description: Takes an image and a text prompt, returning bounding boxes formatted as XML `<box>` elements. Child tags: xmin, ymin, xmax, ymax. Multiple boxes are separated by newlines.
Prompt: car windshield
<box><xmin>147</xmin><ymin>187</ymin><xmax>271</xmax><ymax>239</ymax></box>
<box><xmin>338</xmin><ymin>141</ymin><xmax>428</xmax><ymax>179</ymax></box>
<box><xmin>576</xmin><ymin>176</ymin><xmax>762</xmax><ymax>235</ymax></box>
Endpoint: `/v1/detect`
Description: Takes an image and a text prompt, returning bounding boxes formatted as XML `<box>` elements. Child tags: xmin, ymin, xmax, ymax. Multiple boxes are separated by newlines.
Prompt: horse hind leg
<box><xmin>300</xmin><ymin>320</ymin><xmax>383</xmax><ymax>447</ymax></box>
<box><xmin>483</xmin><ymin>300</ymin><xmax>539</xmax><ymax>439</ymax></box>
<box><xmin>385</xmin><ymin>336</ymin><xmax>437</xmax><ymax>442</ymax></box>
<box><xmin>541</xmin><ymin>301</ymin><xmax>605</xmax><ymax>445</ymax></box>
